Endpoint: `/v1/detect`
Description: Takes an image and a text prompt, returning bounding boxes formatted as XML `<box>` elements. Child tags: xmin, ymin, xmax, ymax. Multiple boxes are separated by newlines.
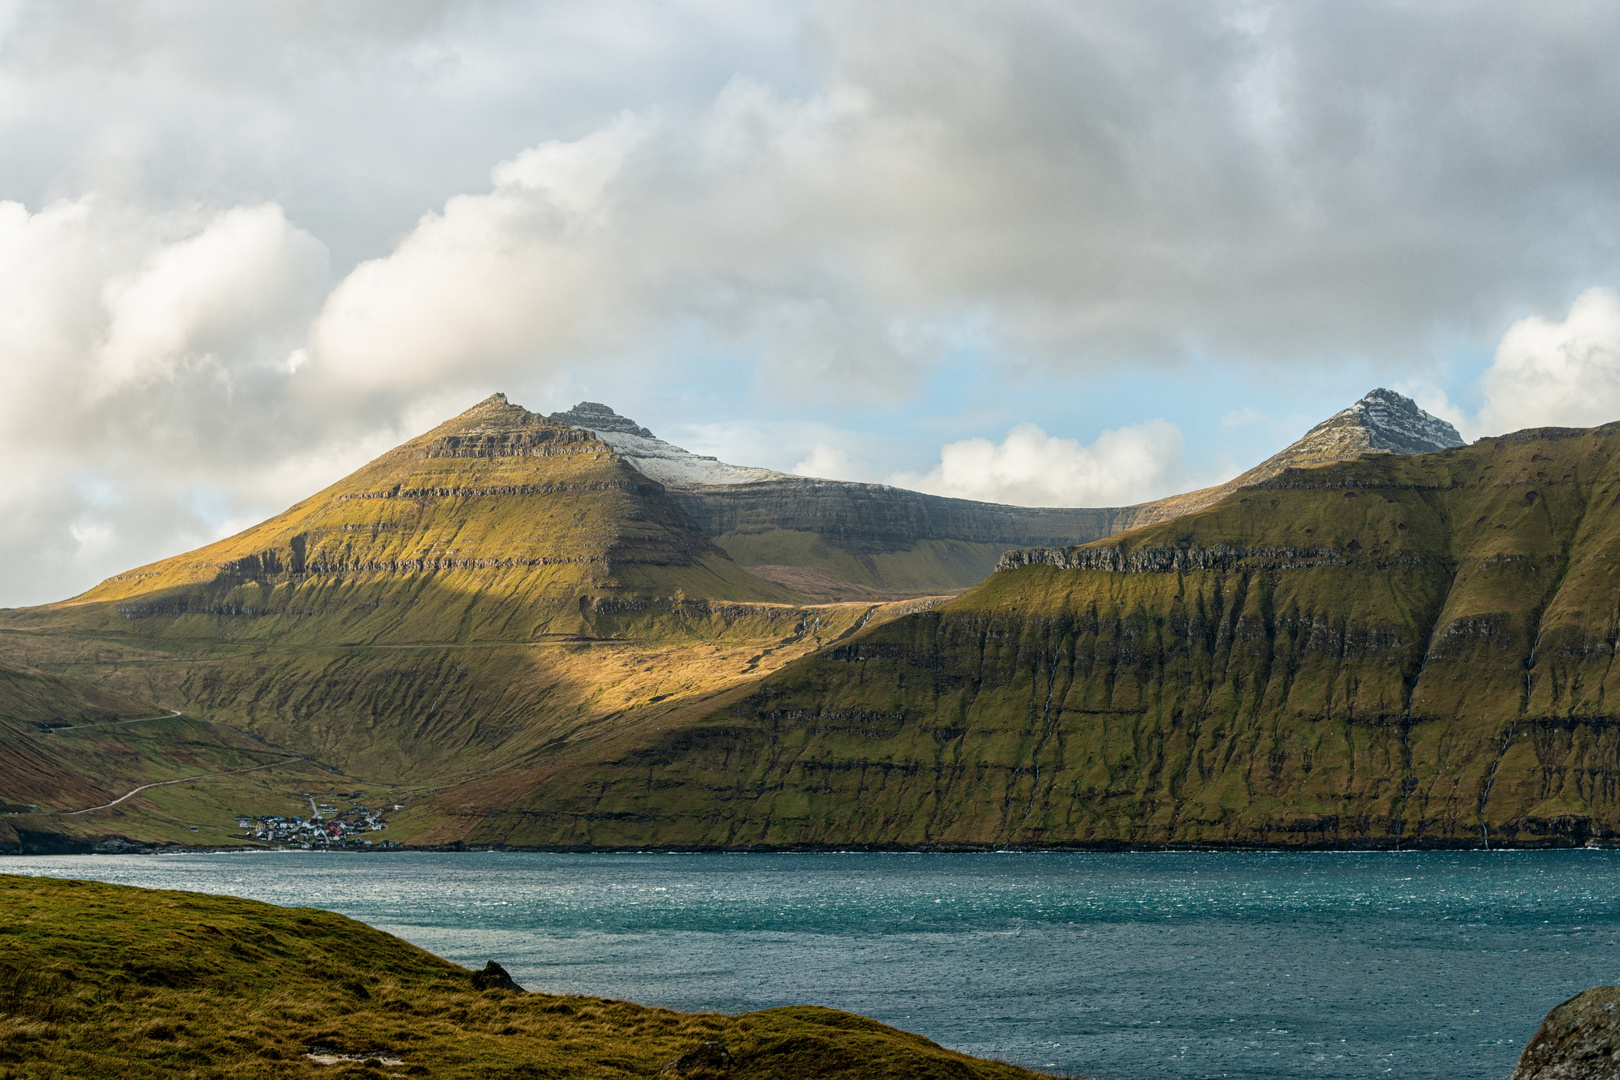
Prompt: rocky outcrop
<box><xmin>470</xmin><ymin>960</ymin><xmax>524</xmax><ymax>992</ymax></box>
<box><xmin>1512</xmin><ymin>987</ymin><xmax>1620</xmax><ymax>1080</ymax></box>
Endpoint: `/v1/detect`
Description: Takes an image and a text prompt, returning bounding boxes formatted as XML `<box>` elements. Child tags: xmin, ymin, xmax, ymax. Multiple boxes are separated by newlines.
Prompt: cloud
<box><xmin>0</xmin><ymin>196</ymin><xmax>353</xmax><ymax>606</ymax></box>
<box><xmin>308</xmin><ymin>116</ymin><xmax>646</xmax><ymax>400</ymax></box>
<box><xmin>792</xmin><ymin>443</ymin><xmax>869</xmax><ymax>482</ymax></box>
<box><xmin>9</xmin><ymin>2</ymin><xmax>1620</xmax><ymax>604</ymax></box>
<box><xmin>895</xmin><ymin>420</ymin><xmax>1187</xmax><ymax>507</ymax></box>
<box><xmin>1477</xmin><ymin>288</ymin><xmax>1620</xmax><ymax>435</ymax></box>
<box><xmin>96</xmin><ymin>204</ymin><xmax>328</xmax><ymax>395</ymax></box>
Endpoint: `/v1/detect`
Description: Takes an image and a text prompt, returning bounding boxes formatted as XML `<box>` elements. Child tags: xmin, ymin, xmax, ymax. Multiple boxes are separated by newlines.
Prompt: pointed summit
<box><xmin>58</xmin><ymin>394</ymin><xmax>791</xmax><ymax>642</ymax></box>
<box><xmin>1290</xmin><ymin>388</ymin><xmax>1465</xmax><ymax>464</ymax></box>
<box><xmin>1112</xmin><ymin>388</ymin><xmax>1466</xmax><ymax>530</ymax></box>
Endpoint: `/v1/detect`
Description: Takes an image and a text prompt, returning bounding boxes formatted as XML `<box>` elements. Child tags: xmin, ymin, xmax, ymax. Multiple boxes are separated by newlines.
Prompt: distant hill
<box><xmin>440</xmin><ymin>421</ymin><xmax>1620</xmax><ymax>851</ymax></box>
<box><xmin>552</xmin><ymin>389</ymin><xmax>1464</xmax><ymax>599</ymax></box>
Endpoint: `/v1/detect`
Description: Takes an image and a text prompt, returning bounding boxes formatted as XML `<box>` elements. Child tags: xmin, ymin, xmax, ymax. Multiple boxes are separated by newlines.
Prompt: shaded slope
<box><xmin>0</xmin><ymin>874</ymin><xmax>1044</xmax><ymax>1080</ymax></box>
<box><xmin>443</xmin><ymin>423</ymin><xmax>1620</xmax><ymax>850</ymax></box>
<box><xmin>0</xmin><ymin>660</ymin><xmax>324</xmax><ymax>852</ymax></box>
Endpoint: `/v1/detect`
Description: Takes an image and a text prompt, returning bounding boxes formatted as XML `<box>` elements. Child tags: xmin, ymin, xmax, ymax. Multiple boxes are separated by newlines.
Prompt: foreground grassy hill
<box><xmin>0</xmin><ymin>874</ymin><xmax>1046</xmax><ymax>1080</ymax></box>
<box><xmin>427</xmin><ymin>422</ymin><xmax>1620</xmax><ymax>849</ymax></box>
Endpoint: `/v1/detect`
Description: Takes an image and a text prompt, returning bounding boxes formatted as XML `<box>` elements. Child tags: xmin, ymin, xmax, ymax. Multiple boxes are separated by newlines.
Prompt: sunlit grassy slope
<box><xmin>445</xmin><ymin>424</ymin><xmax>1620</xmax><ymax>849</ymax></box>
<box><xmin>0</xmin><ymin>874</ymin><xmax>1047</xmax><ymax>1080</ymax></box>
<box><xmin>38</xmin><ymin>392</ymin><xmax>794</xmax><ymax>641</ymax></box>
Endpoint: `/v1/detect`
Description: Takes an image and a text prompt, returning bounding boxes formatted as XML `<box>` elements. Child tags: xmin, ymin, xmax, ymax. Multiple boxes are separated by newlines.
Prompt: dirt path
<box><xmin>44</xmin><ymin>709</ymin><xmax>182</xmax><ymax>734</ymax></box>
<box><xmin>64</xmin><ymin>756</ymin><xmax>306</xmax><ymax>815</ymax></box>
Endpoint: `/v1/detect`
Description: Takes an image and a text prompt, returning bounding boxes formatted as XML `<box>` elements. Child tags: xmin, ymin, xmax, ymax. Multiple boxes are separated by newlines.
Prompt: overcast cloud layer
<box><xmin>5</xmin><ymin>1</ymin><xmax>1620</xmax><ymax>605</ymax></box>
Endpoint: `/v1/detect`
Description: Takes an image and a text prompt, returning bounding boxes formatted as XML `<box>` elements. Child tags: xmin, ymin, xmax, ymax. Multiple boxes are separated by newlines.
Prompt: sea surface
<box><xmin>5</xmin><ymin>850</ymin><xmax>1616</xmax><ymax>1079</ymax></box>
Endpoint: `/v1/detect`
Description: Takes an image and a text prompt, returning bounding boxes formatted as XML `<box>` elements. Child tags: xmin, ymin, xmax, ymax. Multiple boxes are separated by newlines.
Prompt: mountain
<box><xmin>431</xmin><ymin>420</ymin><xmax>1620</xmax><ymax>851</ymax></box>
<box><xmin>0</xmin><ymin>394</ymin><xmax>940</xmax><ymax>849</ymax></box>
<box><xmin>548</xmin><ymin>389</ymin><xmax>1464</xmax><ymax>600</ymax></box>
<box><xmin>1115</xmin><ymin>387</ymin><xmax>1465</xmax><ymax>529</ymax></box>
<box><xmin>57</xmin><ymin>392</ymin><xmax>793</xmax><ymax>641</ymax></box>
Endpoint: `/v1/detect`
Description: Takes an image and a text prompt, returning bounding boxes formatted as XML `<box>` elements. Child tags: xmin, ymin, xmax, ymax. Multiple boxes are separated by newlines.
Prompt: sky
<box><xmin>5</xmin><ymin>1</ymin><xmax>1620</xmax><ymax>607</ymax></box>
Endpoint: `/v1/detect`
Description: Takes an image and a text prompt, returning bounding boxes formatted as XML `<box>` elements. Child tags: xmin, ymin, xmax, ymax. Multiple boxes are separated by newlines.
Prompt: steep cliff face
<box><xmin>443</xmin><ymin>423</ymin><xmax>1620</xmax><ymax>850</ymax></box>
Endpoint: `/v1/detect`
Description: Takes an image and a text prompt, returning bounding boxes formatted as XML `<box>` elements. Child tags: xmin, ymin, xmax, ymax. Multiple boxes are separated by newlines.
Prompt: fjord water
<box><xmin>8</xmin><ymin>851</ymin><xmax>1616</xmax><ymax>1078</ymax></box>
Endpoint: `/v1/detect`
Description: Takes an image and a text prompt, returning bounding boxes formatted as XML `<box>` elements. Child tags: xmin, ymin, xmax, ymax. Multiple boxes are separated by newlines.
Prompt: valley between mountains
<box><xmin>8</xmin><ymin>389</ymin><xmax>1617</xmax><ymax>853</ymax></box>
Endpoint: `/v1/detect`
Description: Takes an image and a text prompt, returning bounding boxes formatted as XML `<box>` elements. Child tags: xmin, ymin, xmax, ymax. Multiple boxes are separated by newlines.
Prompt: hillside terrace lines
<box><xmin>336</xmin><ymin>480</ymin><xmax>658</xmax><ymax>501</ymax></box>
<box><xmin>997</xmin><ymin>544</ymin><xmax>1351</xmax><ymax>574</ymax></box>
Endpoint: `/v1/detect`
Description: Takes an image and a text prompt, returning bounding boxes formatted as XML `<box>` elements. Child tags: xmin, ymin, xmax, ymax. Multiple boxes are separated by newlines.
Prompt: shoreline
<box><xmin>5</xmin><ymin>836</ymin><xmax>1620</xmax><ymax>856</ymax></box>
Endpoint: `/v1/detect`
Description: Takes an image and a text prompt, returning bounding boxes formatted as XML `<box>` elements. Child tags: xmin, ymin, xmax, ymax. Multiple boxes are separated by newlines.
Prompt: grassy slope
<box><xmin>444</xmin><ymin>425</ymin><xmax>1620</xmax><ymax>849</ymax></box>
<box><xmin>713</xmin><ymin>528</ymin><xmax>1007</xmax><ymax>595</ymax></box>
<box><xmin>0</xmin><ymin>874</ymin><xmax>1046</xmax><ymax>1080</ymax></box>
<box><xmin>0</xmin><ymin>661</ymin><xmax>331</xmax><ymax>852</ymax></box>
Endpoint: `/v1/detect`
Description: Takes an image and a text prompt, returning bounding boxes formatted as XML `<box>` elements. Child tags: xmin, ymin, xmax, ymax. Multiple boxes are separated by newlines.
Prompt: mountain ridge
<box><xmin>0</xmin><ymin>386</ymin><xmax>1509</xmax><ymax>852</ymax></box>
<box><xmin>546</xmin><ymin>389</ymin><xmax>1467</xmax><ymax>599</ymax></box>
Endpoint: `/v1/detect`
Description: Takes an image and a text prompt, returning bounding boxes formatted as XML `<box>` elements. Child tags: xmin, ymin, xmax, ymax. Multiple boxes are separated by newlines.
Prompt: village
<box><xmin>235</xmin><ymin>794</ymin><xmax>401</xmax><ymax>850</ymax></box>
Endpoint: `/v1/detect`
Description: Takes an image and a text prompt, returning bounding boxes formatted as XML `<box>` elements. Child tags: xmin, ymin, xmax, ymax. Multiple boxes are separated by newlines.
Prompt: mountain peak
<box><xmin>1321</xmin><ymin>388</ymin><xmax>1465</xmax><ymax>457</ymax></box>
<box><xmin>548</xmin><ymin>401</ymin><xmax>654</xmax><ymax>439</ymax></box>
<box><xmin>417</xmin><ymin>392</ymin><xmax>554</xmax><ymax>440</ymax></box>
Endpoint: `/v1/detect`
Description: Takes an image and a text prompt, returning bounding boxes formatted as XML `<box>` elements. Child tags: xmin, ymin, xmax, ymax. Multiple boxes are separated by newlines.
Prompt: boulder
<box><xmin>1513</xmin><ymin>986</ymin><xmax>1620</xmax><ymax>1079</ymax></box>
<box><xmin>469</xmin><ymin>960</ymin><xmax>523</xmax><ymax>992</ymax></box>
<box><xmin>660</xmin><ymin>1041</ymin><xmax>732</xmax><ymax>1075</ymax></box>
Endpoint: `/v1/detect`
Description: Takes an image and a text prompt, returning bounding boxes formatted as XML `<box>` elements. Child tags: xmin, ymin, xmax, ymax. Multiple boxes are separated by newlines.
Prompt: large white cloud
<box><xmin>1477</xmin><ymin>288</ymin><xmax>1620</xmax><ymax>435</ymax></box>
<box><xmin>894</xmin><ymin>420</ymin><xmax>1188</xmax><ymax>507</ymax></box>
<box><xmin>309</xmin><ymin>117</ymin><xmax>645</xmax><ymax>398</ymax></box>
<box><xmin>0</xmin><ymin>197</ymin><xmax>353</xmax><ymax>606</ymax></box>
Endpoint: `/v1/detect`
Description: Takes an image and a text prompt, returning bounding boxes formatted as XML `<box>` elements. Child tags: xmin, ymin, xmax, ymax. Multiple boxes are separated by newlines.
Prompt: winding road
<box><xmin>64</xmin><ymin>756</ymin><xmax>307</xmax><ymax>815</ymax></box>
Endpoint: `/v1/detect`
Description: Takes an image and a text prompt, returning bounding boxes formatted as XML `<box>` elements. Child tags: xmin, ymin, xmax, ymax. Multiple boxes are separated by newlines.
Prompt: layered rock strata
<box><xmin>446</xmin><ymin>422</ymin><xmax>1620</xmax><ymax>850</ymax></box>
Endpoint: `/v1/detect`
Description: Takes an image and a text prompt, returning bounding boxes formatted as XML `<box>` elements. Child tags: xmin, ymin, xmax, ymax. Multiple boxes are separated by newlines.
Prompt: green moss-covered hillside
<box><xmin>437</xmin><ymin>423</ymin><xmax>1620</xmax><ymax>849</ymax></box>
<box><xmin>0</xmin><ymin>874</ymin><xmax>1045</xmax><ymax>1080</ymax></box>
<box><xmin>0</xmin><ymin>880</ymin><xmax>1043</xmax><ymax>1080</ymax></box>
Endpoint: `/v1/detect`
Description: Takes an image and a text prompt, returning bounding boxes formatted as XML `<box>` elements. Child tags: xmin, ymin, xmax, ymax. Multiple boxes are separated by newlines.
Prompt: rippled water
<box><xmin>5</xmin><ymin>850</ymin><xmax>1616</xmax><ymax>1078</ymax></box>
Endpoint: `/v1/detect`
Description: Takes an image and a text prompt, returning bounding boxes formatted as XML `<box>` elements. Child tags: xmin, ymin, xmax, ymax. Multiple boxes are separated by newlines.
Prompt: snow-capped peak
<box><xmin>547</xmin><ymin>402</ymin><xmax>786</xmax><ymax>488</ymax></box>
<box><xmin>1293</xmin><ymin>389</ymin><xmax>1464</xmax><ymax>461</ymax></box>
